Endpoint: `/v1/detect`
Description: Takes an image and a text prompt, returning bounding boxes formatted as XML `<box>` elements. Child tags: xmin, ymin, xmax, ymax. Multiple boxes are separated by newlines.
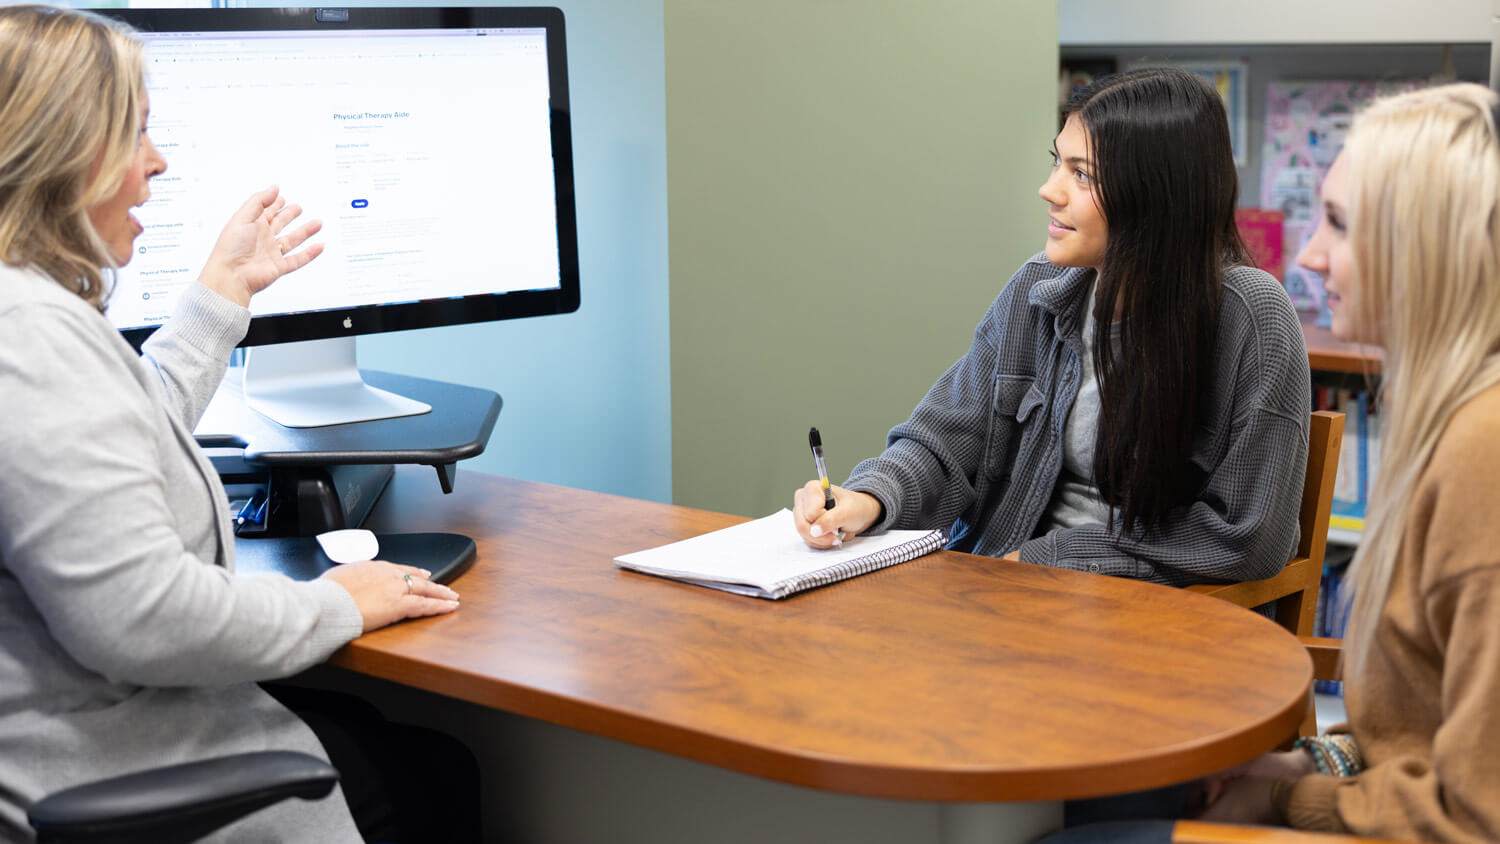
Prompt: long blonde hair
<box><xmin>1343</xmin><ymin>83</ymin><xmax>1500</xmax><ymax>676</ymax></box>
<box><xmin>0</xmin><ymin>5</ymin><xmax>143</xmax><ymax>307</ymax></box>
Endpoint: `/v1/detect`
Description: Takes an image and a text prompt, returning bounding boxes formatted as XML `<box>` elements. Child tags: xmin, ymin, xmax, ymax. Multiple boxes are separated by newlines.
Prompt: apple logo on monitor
<box><xmin>343</xmin><ymin>318</ymin><xmax>353</xmax><ymax>329</ymax></box>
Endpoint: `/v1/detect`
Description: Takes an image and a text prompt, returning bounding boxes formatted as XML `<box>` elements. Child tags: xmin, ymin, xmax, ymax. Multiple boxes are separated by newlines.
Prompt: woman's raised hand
<box><xmin>199</xmin><ymin>185</ymin><xmax>324</xmax><ymax>307</ymax></box>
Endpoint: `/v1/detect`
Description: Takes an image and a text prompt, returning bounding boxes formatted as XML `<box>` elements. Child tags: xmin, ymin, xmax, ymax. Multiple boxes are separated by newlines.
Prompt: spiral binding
<box><xmin>767</xmin><ymin>529</ymin><xmax>947</xmax><ymax>600</ymax></box>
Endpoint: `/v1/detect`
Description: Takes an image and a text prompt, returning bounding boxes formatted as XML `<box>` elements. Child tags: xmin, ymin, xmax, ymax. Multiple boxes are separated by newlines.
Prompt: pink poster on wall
<box><xmin>1260</xmin><ymin>79</ymin><xmax>1424</xmax><ymax>318</ymax></box>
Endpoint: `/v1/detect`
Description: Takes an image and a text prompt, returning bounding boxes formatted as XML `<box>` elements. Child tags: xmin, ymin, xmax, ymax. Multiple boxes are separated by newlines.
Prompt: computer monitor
<box><xmin>102</xmin><ymin>6</ymin><xmax>579</xmax><ymax>428</ymax></box>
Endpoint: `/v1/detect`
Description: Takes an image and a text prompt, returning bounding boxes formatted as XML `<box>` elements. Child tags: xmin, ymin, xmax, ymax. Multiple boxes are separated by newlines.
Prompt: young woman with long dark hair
<box><xmin>794</xmin><ymin>67</ymin><xmax>1310</xmax><ymax>587</ymax></box>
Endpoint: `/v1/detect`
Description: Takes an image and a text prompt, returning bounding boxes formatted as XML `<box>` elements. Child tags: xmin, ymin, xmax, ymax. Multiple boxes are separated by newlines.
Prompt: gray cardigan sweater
<box><xmin>846</xmin><ymin>254</ymin><xmax>1311</xmax><ymax>586</ymax></box>
<box><xmin>0</xmin><ymin>265</ymin><xmax>364</xmax><ymax>841</ymax></box>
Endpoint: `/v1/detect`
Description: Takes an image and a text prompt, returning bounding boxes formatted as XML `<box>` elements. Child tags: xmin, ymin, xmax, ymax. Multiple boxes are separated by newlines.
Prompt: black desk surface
<box><xmin>195</xmin><ymin>369</ymin><xmax>501</xmax><ymax>467</ymax></box>
<box><xmin>204</xmin><ymin>369</ymin><xmax>496</xmax><ymax>574</ymax></box>
<box><xmin>234</xmin><ymin>532</ymin><xmax>476</xmax><ymax>585</ymax></box>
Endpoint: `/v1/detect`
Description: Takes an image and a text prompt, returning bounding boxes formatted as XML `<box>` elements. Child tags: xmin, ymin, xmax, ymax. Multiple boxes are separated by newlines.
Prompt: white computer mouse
<box><xmin>315</xmin><ymin>529</ymin><xmax>380</xmax><ymax>564</ymax></box>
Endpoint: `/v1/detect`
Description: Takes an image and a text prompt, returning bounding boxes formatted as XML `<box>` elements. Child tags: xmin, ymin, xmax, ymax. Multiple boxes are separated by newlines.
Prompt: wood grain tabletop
<box><xmin>342</xmin><ymin>467</ymin><xmax>1312</xmax><ymax>802</ymax></box>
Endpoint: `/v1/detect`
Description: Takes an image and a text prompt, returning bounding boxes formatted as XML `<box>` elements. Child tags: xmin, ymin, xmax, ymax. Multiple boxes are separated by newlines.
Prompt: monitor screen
<box><xmin>103</xmin><ymin>7</ymin><xmax>579</xmax><ymax>350</ymax></box>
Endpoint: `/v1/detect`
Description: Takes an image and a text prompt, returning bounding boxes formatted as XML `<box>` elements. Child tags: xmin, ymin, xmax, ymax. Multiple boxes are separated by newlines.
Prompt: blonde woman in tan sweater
<box><xmin>1190</xmin><ymin>82</ymin><xmax>1500</xmax><ymax>842</ymax></box>
<box><xmin>1040</xmin><ymin>81</ymin><xmax>1500</xmax><ymax>844</ymax></box>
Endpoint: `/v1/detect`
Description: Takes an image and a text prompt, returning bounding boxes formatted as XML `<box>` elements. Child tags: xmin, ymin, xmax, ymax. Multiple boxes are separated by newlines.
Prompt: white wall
<box><xmin>353</xmin><ymin>0</ymin><xmax>672</xmax><ymax>502</ymax></box>
<box><xmin>1060</xmin><ymin>0</ymin><xmax>1490</xmax><ymax>45</ymax></box>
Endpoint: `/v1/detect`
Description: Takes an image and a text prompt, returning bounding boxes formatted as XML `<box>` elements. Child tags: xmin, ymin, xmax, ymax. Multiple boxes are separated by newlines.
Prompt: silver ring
<box><xmin>403</xmin><ymin>573</ymin><xmax>414</xmax><ymax>593</ymax></box>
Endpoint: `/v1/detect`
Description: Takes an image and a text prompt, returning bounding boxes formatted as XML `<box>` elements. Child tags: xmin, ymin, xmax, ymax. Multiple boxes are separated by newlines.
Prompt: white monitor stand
<box><xmin>242</xmin><ymin>337</ymin><xmax>431</xmax><ymax>429</ymax></box>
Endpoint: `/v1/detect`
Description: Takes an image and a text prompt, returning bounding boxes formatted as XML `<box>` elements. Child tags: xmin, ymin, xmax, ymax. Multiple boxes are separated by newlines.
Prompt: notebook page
<box><xmin>614</xmin><ymin>509</ymin><xmax>939</xmax><ymax>591</ymax></box>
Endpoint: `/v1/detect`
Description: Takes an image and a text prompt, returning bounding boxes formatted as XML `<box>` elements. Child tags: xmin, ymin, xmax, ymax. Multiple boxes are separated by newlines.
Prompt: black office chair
<box><xmin>27</xmin><ymin>751</ymin><xmax>338</xmax><ymax>844</ymax></box>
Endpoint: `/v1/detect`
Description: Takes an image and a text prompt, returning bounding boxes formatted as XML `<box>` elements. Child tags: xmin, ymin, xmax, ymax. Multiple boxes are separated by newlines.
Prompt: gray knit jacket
<box><xmin>0</xmin><ymin>265</ymin><xmax>364</xmax><ymax>841</ymax></box>
<box><xmin>846</xmin><ymin>254</ymin><xmax>1311</xmax><ymax>586</ymax></box>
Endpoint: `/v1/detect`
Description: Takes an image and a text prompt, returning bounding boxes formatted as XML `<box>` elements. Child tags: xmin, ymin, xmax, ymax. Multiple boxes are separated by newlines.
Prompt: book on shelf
<box><xmin>1313</xmin><ymin>545</ymin><xmax>1355</xmax><ymax>697</ymax></box>
<box><xmin>1331</xmin><ymin>388</ymin><xmax>1365</xmax><ymax>518</ymax></box>
<box><xmin>1235</xmin><ymin>208</ymin><xmax>1285</xmax><ymax>279</ymax></box>
<box><xmin>1328</xmin><ymin>513</ymin><xmax>1365</xmax><ymax>533</ymax></box>
<box><xmin>1316</xmin><ymin>385</ymin><xmax>1380</xmax><ymax>541</ymax></box>
<box><xmin>614</xmin><ymin>509</ymin><xmax>946</xmax><ymax>600</ymax></box>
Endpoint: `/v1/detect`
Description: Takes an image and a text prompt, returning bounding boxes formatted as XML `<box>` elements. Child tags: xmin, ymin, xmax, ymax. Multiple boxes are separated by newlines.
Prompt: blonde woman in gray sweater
<box><xmin>0</xmin><ymin>6</ymin><xmax>462</xmax><ymax>841</ymax></box>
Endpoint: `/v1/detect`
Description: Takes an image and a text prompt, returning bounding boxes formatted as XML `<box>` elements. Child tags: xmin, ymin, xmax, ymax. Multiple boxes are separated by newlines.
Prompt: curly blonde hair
<box><xmin>0</xmin><ymin>5</ymin><xmax>143</xmax><ymax>308</ymax></box>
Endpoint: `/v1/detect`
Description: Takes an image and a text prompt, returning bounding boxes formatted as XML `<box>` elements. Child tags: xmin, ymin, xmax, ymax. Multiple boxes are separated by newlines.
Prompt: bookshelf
<box><xmin>1057</xmin><ymin>1</ymin><xmax>1490</xmax><ymax>232</ymax></box>
<box><xmin>1300</xmin><ymin>319</ymin><xmax>1380</xmax><ymax>545</ymax></box>
<box><xmin>1302</xmin><ymin>319</ymin><xmax>1381</xmax><ymax>376</ymax></box>
<box><xmin>1303</xmin><ymin>322</ymin><xmax>1375</xmax><ymax>685</ymax></box>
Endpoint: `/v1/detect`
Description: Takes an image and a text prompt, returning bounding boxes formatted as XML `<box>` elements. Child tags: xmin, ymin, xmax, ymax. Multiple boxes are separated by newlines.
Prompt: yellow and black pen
<box><xmin>808</xmin><ymin>427</ymin><xmax>844</xmax><ymax>545</ymax></box>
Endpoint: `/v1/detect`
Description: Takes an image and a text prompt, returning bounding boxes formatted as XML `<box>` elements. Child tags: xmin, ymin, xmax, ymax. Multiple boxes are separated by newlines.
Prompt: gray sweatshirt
<box><xmin>846</xmin><ymin>254</ymin><xmax>1311</xmax><ymax>586</ymax></box>
<box><xmin>0</xmin><ymin>265</ymin><xmax>364</xmax><ymax>841</ymax></box>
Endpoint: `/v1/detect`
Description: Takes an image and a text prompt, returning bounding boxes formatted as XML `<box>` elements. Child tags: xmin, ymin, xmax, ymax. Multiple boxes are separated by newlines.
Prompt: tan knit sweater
<box><xmin>1286</xmin><ymin>383</ymin><xmax>1500</xmax><ymax>842</ymax></box>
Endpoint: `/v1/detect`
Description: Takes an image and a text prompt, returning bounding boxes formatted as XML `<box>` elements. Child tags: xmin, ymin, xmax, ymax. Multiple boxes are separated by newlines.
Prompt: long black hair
<box><xmin>1064</xmin><ymin>67</ymin><xmax>1250</xmax><ymax>537</ymax></box>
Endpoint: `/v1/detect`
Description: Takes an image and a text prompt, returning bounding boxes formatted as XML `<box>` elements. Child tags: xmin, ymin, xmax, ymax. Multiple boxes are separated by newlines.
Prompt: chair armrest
<box><xmin>28</xmin><ymin>750</ymin><xmax>337</xmax><ymax>844</ymax></box>
<box><xmin>1301</xmin><ymin>636</ymin><xmax>1343</xmax><ymax>682</ymax></box>
<box><xmin>1174</xmin><ymin>820</ymin><xmax>1417</xmax><ymax>843</ymax></box>
<box><xmin>1184</xmin><ymin>557</ymin><xmax>1318</xmax><ymax>609</ymax></box>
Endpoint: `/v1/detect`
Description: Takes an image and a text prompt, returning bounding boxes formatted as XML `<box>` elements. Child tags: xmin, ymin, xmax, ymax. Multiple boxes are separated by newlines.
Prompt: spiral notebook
<box><xmin>613</xmin><ymin>509</ymin><xmax>946</xmax><ymax>600</ymax></box>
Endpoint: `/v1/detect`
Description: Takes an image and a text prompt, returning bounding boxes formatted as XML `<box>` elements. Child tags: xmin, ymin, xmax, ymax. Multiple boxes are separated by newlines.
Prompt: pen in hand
<box><xmin>808</xmin><ymin>427</ymin><xmax>844</xmax><ymax>547</ymax></box>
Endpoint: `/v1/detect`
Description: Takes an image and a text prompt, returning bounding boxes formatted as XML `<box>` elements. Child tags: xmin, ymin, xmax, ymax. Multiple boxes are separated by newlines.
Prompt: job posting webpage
<box><xmin>107</xmin><ymin>28</ymin><xmax>561</xmax><ymax>330</ymax></box>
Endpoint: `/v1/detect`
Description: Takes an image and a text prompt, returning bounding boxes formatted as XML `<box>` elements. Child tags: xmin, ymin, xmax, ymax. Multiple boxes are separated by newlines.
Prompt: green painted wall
<box><xmin>667</xmin><ymin>1</ymin><xmax>1059</xmax><ymax>516</ymax></box>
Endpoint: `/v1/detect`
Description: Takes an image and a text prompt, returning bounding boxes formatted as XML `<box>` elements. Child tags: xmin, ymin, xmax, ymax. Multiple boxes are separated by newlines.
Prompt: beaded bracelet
<box><xmin>1293</xmin><ymin>734</ymin><xmax>1366</xmax><ymax>777</ymax></box>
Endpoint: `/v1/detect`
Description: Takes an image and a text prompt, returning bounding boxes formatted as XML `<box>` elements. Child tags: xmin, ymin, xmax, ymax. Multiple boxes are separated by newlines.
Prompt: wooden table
<box><xmin>339</xmin><ymin>468</ymin><xmax>1312</xmax><ymax>843</ymax></box>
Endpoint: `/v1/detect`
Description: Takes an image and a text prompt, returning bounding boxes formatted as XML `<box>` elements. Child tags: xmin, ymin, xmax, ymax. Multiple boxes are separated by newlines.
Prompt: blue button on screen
<box><xmin>351</xmin><ymin>199</ymin><xmax>369</xmax><ymax>209</ymax></box>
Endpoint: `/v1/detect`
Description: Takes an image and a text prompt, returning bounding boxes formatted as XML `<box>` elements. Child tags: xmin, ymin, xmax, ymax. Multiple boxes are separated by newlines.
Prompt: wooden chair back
<box><xmin>1187</xmin><ymin>410</ymin><xmax>1345</xmax><ymax>637</ymax></box>
<box><xmin>1188</xmin><ymin>410</ymin><xmax>1345</xmax><ymax>737</ymax></box>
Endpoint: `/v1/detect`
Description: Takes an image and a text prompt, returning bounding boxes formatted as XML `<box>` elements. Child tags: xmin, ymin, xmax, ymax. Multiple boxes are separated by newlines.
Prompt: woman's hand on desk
<box><xmin>793</xmin><ymin>482</ymin><xmax>881</xmax><ymax>549</ymax></box>
<box><xmin>321</xmin><ymin>561</ymin><xmax>460</xmax><ymax>634</ymax></box>
<box><xmin>198</xmin><ymin>186</ymin><xmax>324</xmax><ymax>308</ymax></box>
